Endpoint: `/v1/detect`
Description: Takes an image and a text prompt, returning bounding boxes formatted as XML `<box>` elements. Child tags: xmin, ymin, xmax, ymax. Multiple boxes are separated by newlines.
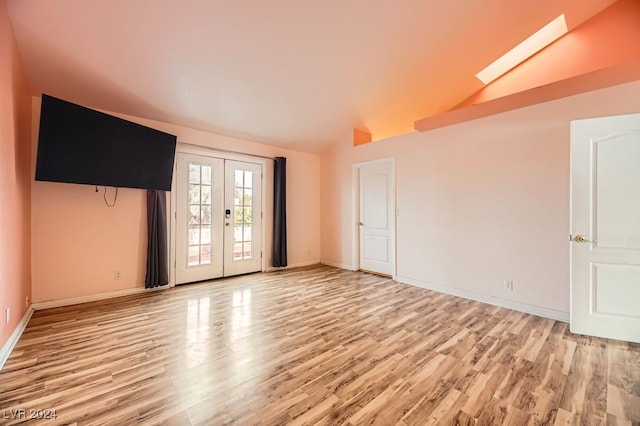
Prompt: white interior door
<box><xmin>358</xmin><ymin>159</ymin><xmax>395</xmax><ymax>276</ymax></box>
<box><xmin>224</xmin><ymin>160</ymin><xmax>263</xmax><ymax>276</ymax></box>
<box><xmin>175</xmin><ymin>153</ymin><xmax>224</xmax><ymax>284</ymax></box>
<box><xmin>175</xmin><ymin>154</ymin><xmax>263</xmax><ymax>284</ymax></box>
<box><xmin>570</xmin><ymin>113</ymin><xmax>640</xmax><ymax>343</ymax></box>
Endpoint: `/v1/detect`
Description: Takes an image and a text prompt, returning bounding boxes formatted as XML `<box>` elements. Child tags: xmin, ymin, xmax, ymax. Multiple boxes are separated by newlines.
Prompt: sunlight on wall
<box><xmin>476</xmin><ymin>14</ymin><xmax>568</xmax><ymax>85</ymax></box>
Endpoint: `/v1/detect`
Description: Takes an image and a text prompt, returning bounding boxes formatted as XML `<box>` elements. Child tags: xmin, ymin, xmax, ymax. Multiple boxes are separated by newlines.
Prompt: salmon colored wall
<box><xmin>457</xmin><ymin>0</ymin><xmax>640</xmax><ymax>108</ymax></box>
<box><xmin>31</xmin><ymin>98</ymin><xmax>321</xmax><ymax>303</ymax></box>
<box><xmin>415</xmin><ymin>60</ymin><xmax>640</xmax><ymax>133</ymax></box>
<box><xmin>0</xmin><ymin>0</ymin><xmax>31</xmax><ymax>348</ymax></box>
<box><xmin>321</xmin><ymin>80</ymin><xmax>640</xmax><ymax>316</ymax></box>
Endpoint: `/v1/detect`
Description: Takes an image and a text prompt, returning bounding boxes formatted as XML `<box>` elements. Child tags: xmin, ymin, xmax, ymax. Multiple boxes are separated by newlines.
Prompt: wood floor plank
<box><xmin>0</xmin><ymin>265</ymin><xmax>638</xmax><ymax>425</ymax></box>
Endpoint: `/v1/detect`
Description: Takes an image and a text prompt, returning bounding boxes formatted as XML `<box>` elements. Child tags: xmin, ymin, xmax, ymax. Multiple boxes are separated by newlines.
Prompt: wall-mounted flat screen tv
<box><xmin>35</xmin><ymin>94</ymin><xmax>177</xmax><ymax>191</ymax></box>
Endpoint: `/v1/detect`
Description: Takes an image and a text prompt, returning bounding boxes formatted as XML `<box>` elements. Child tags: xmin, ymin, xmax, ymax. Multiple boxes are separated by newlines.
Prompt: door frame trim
<box><xmin>170</xmin><ymin>145</ymin><xmax>268</xmax><ymax>286</ymax></box>
<box><xmin>351</xmin><ymin>157</ymin><xmax>396</xmax><ymax>278</ymax></box>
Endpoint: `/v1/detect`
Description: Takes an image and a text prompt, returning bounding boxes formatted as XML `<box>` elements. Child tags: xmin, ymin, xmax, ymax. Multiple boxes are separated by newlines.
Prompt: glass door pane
<box><xmin>223</xmin><ymin>160</ymin><xmax>262</xmax><ymax>276</ymax></box>
<box><xmin>175</xmin><ymin>154</ymin><xmax>224</xmax><ymax>284</ymax></box>
<box><xmin>186</xmin><ymin>162</ymin><xmax>213</xmax><ymax>267</ymax></box>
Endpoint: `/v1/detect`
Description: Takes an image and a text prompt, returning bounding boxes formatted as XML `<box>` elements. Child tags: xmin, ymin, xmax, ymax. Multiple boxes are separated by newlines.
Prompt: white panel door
<box><xmin>359</xmin><ymin>160</ymin><xmax>394</xmax><ymax>276</ymax></box>
<box><xmin>175</xmin><ymin>153</ymin><xmax>224</xmax><ymax>284</ymax></box>
<box><xmin>570</xmin><ymin>113</ymin><xmax>640</xmax><ymax>343</ymax></box>
<box><xmin>223</xmin><ymin>160</ymin><xmax>263</xmax><ymax>276</ymax></box>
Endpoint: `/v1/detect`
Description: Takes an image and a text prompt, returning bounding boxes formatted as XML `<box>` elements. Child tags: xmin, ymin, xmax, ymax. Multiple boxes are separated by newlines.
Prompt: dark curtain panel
<box><xmin>145</xmin><ymin>190</ymin><xmax>169</xmax><ymax>288</ymax></box>
<box><xmin>273</xmin><ymin>157</ymin><xmax>288</xmax><ymax>267</ymax></box>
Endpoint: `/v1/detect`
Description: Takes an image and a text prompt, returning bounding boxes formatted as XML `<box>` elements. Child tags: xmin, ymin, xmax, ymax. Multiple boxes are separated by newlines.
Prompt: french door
<box><xmin>223</xmin><ymin>160</ymin><xmax>263</xmax><ymax>276</ymax></box>
<box><xmin>175</xmin><ymin>153</ymin><xmax>262</xmax><ymax>284</ymax></box>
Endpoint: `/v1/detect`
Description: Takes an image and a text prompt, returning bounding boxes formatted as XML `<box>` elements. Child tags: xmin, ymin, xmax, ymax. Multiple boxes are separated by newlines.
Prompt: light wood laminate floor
<box><xmin>1</xmin><ymin>265</ymin><xmax>639</xmax><ymax>425</ymax></box>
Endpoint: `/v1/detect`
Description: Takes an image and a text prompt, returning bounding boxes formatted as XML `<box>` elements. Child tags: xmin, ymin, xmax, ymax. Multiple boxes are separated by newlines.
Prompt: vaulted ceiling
<box><xmin>6</xmin><ymin>0</ymin><xmax>618</xmax><ymax>152</ymax></box>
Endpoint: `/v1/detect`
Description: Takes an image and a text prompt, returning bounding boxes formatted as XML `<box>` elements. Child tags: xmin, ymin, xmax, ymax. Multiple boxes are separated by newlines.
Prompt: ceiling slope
<box><xmin>6</xmin><ymin>0</ymin><xmax>618</xmax><ymax>152</ymax></box>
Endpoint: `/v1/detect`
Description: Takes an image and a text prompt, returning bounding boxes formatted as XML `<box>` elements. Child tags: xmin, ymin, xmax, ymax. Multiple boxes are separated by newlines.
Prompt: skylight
<box><xmin>476</xmin><ymin>14</ymin><xmax>568</xmax><ymax>85</ymax></box>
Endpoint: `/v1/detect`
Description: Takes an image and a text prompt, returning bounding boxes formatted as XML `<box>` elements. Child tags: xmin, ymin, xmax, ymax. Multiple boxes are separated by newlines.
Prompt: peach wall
<box><xmin>31</xmin><ymin>98</ymin><xmax>321</xmax><ymax>303</ymax></box>
<box><xmin>0</xmin><ymin>0</ymin><xmax>31</xmax><ymax>348</ymax></box>
<box><xmin>457</xmin><ymin>0</ymin><xmax>640</xmax><ymax>108</ymax></box>
<box><xmin>321</xmin><ymin>80</ymin><xmax>640</xmax><ymax>316</ymax></box>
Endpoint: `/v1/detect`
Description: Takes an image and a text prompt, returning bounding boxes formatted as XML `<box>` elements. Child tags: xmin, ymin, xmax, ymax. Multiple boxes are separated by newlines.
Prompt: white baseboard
<box><xmin>0</xmin><ymin>306</ymin><xmax>34</xmax><ymax>372</ymax></box>
<box><xmin>1</xmin><ymin>285</ymin><xmax>171</xmax><ymax>372</ymax></box>
<box><xmin>320</xmin><ymin>260</ymin><xmax>355</xmax><ymax>271</ymax></box>
<box><xmin>395</xmin><ymin>275</ymin><xmax>570</xmax><ymax>323</ymax></box>
<box><xmin>265</xmin><ymin>260</ymin><xmax>321</xmax><ymax>272</ymax></box>
<box><xmin>32</xmin><ymin>286</ymin><xmax>165</xmax><ymax>311</ymax></box>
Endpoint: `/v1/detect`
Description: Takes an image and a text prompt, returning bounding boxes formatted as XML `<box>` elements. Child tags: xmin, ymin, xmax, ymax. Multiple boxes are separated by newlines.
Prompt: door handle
<box><xmin>573</xmin><ymin>234</ymin><xmax>595</xmax><ymax>243</ymax></box>
<box><xmin>225</xmin><ymin>222</ymin><xmax>230</xmax><ymax>227</ymax></box>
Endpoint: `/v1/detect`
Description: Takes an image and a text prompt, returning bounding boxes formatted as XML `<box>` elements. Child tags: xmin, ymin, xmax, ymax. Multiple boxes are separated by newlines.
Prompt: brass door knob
<box><xmin>574</xmin><ymin>234</ymin><xmax>594</xmax><ymax>243</ymax></box>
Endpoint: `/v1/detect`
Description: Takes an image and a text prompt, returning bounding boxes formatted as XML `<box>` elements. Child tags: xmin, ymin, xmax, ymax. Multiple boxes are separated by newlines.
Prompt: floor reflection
<box><xmin>230</xmin><ymin>287</ymin><xmax>260</xmax><ymax>385</ymax></box>
<box><xmin>231</xmin><ymin>288</ymin><xmax>252</xmax><ymax>341</ymax></box>
<box><xmin>185</xmin><ymin>296</ymin><xmax>210</xmax><ymax>369</ymax></box>
<box><xmin>179</xmin><ymin>287</ymin><xmax>259</xmax><ymax>400</ymax></box>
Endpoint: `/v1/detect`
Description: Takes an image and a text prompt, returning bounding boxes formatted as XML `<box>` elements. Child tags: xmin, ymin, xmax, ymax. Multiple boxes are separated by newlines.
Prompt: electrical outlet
<box><xmin>114</xmin><ymin>271</ymin><xmax>122</xmax><ymax>280</ymax></box>
<box><xmin>5</xmin><ymin>308</ymin><xmax>10</xmax><ymax>324</ymax></box>
<box><xmin>503</xmin><ymin>280</ymin><xmax>514</xmax><ymax>291</ymax></box>
<box><xmin>25</xmin><ymin>296</ymin><xmax>30</xmax><ymax>308</ymax></box>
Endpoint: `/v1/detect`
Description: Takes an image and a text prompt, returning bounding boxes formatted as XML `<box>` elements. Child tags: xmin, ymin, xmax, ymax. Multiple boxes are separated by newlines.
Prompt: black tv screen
<box><xmin>35</xmin><ymin>94</ymin><xmax>177</xmax><ymax>191</ymax></box>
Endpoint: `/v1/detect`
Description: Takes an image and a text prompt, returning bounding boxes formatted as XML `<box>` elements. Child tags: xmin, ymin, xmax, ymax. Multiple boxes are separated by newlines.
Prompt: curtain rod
<box><xmin>177</xmin><ymin>142</ymin><xmax>277</xmax><ymax>160</ymax></box>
